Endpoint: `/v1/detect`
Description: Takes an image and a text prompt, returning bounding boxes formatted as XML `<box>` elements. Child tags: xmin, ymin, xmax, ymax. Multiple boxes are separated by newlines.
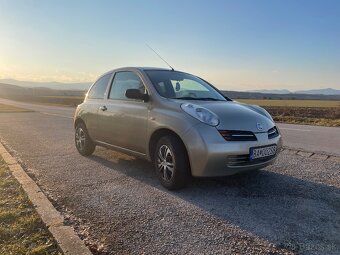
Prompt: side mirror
<box><xmin>125</xmin><ymin>89</ymin><xmax>149</xmax><ymax>101</ymax></box>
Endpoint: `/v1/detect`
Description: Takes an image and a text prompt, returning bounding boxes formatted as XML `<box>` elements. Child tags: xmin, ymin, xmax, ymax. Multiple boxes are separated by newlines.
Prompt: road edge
<box><xmin>0</xmin><ymin>142</ymin><xmax>92</xmax><ymax>255</ymax></box>
<box><xmin>282</xmin><ymin>147</ymin><xmax>340</xmax><ymax>162</ymax></box>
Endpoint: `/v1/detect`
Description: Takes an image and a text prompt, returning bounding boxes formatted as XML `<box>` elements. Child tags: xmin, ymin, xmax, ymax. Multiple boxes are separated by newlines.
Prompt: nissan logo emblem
<box><xmin>257</xmin><ymin>122</ymin><xmax>263</xmax><ymax>131</ymax></box>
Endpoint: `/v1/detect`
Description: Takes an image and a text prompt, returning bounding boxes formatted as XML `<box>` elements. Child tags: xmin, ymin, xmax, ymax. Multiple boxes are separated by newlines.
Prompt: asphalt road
<box><xmin>0</xmin><ymin>98</ymin><xmax>339</xmax><ymax>156</ymax></box>
<box><xmin>0</xmin><ymin>98</ymin><xmax>339</xmax><ymax>254</ymax></box>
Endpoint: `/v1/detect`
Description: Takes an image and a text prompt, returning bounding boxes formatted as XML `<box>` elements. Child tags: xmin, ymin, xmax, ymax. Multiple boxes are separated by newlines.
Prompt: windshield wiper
<box><xmin>197</xmin><ymin>97</ymin><xmax>224</xmax><ymax>101</ymax></box>
<box><xmin>173</xmin><ymin>97</ymin><xmax>199</xmax><ymax>100</ymax></box>
<box><xmin>174</xmin><ymin>97</ymin><xmax>223</xmax><ymax>101</ymax></box>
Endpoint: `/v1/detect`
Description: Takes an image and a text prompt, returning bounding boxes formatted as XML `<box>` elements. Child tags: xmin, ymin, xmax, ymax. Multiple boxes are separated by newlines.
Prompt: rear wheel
<box><xmin>75</xmin><ymin>122</ymin><xmax>96</xmax><ymax>156</ymax></box>
<box><xmin>154</xmin><ymin>135</ymin><xmax>191</xmax><ymax>190</ymax></box>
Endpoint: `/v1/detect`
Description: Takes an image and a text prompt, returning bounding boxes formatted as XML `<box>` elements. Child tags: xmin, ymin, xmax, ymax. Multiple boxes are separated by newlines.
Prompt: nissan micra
<box><xmin>74</xmin><ymin>67</ymin><xmax>282</xmax><ymax>190</ymax></box>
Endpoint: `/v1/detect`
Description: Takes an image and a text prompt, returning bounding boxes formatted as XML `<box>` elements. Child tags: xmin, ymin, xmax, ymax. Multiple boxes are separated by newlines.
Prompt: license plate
<box><xmin>250</xmin><ymin>145</ymin><xmax>277</xmax><ymax>160</ymax></box>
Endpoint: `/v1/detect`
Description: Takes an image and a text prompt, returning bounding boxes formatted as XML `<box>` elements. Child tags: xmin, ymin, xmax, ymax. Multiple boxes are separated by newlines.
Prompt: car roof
<box><xmin>106</xmin><ymin>67</ymin><xmax>173</xmax><ymax>73</ymax></box>
<box><xmin>137</xmin><ymin>67</ymin><xmax>172</xmax><ymax>71</ymax></box>
<box><xmin>95</xmin><ymin>67</ymin><xmax>183</xmax><ymax>83</ymax></box>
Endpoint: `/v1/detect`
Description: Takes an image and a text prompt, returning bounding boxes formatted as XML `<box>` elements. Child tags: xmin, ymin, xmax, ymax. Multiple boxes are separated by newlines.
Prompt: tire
<box><xmin>75</xmin><ymin>122</ymin><xmax>96</xmax><ymax>156</ymax></box>
<box><xmin>154</xmin><ymin>135</ymin><xmax>191</xmax><ymax>190</ymax></box>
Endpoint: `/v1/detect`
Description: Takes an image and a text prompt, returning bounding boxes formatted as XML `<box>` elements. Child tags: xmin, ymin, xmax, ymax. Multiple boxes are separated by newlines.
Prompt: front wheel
<box><xmin>154</xmin><ymin>135</ymin><xmax>191</xmax><ymax>190</ymax></box>
<box><xmin>75</xmin><ymin>122</ymin><xmax>96</xmax><ymax>156</ymax></box>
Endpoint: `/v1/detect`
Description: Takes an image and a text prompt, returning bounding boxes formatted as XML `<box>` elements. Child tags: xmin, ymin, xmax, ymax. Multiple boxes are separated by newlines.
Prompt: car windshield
<box><xmin>145</xmin><ymin>70</ymin><xmax>229</xmax><ymax>101</ymax></box>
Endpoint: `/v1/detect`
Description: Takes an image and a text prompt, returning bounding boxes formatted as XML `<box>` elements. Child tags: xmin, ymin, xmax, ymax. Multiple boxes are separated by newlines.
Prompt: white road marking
<box><xmin>40</xmin><ymin>112</ymin><xmax>73</xmax><ymax>119</ymax></box>
<box><xmin>279</xmin><ymin>127</ymin><xmax>311</xmax><ymax>132</ymax></box>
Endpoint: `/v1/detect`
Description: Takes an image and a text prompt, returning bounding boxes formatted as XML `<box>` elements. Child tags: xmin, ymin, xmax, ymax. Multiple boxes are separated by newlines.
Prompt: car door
<box><xmin>96</xmin><ymin>71</ymin><xmax>149</xmax><ymax>154</ymax></box>
<box><xmin>84</xmin><ymin>72</ymin><xmax>112</xmax><ymax>140</ymax></box>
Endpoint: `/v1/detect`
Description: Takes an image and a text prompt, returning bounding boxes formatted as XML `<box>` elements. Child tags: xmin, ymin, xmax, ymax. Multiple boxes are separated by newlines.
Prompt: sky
<box><xmin>0</xmin><ymin>0</ymin><xmax>339</xmax><ymax>91</ymax></box>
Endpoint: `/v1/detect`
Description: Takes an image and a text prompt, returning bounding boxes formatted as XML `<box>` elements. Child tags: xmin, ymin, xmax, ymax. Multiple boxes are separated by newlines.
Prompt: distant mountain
<box><xmin>248</xmin><ymin>89</ymin><xmax>291</xmax><ymax>94</ymax></box>
<box><xmin>0</xmin><ymin>82</ymin><xmax>85</xmax><ymax>97</ymax></box>
<box><xmin>248</xmin><ymin>88</ymin><xmax>340</xmax><ymax>95</ymax></box>
<box><xmin>0</xmin><ymin>79</ymin><xmax>91</xmax><ymax>91</ymax></box>
<box><xmin>222</xmin><ymin>90</ymin><xmax>340</xmax><ymax>100</ymax></box>
<box><xmin>295</xmin><ymin>88</ymin><xmax>340</xmax><ymax>95</ymax></box>
<box><xmin>1</xmin><ymin>79</ymin><xmax>339</xmax><ymax>96</ymax></box>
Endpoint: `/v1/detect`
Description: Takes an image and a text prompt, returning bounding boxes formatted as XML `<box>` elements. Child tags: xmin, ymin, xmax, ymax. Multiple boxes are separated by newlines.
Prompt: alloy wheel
<box><xmin>75</xmin><ymin>127</ymin><xmax>86</xmax><ymax>151</ymax></box>
<box><xmin>157</xmin><ymin>145</ymin><xmax>175</xmax><ymax>181</ymax></box>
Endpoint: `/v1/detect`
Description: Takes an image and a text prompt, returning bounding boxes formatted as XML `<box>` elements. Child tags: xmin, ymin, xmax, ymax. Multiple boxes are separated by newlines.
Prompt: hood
<box><xmin>172</xmin><ymin>99</ymin><xmax>274</xmax><ymax>132</ymax></box>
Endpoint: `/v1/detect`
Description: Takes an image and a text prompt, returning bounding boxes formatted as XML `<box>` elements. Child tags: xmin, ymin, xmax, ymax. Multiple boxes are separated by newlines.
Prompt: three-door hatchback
<box><xmin>74</xmin><ymin>67</ymin><xmax>282</xmax><ymax>190</ymax></box>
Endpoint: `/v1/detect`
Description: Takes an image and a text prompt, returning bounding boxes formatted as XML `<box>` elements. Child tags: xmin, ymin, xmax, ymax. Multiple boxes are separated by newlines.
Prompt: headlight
<box><xmin>181</xmin><ymin>103</ymin><xmax>219</xmax><ymax>126</ymax></box>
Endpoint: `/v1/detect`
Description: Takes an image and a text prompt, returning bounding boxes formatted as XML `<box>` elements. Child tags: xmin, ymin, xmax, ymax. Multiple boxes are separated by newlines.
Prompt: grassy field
<box><xmin>236</xmin><ymin>99</ymin><xmax>340</xmax><ymax>127</ymax></box>
<box><xmin>41</xmin><ymin>95</ymin><xmax>84</xmax><ymax>100</ymax></box>
<box><xmin>37</xmin><ymin>96</ymin><xmax>340</xmax><ymax>108</ymax></box>
<box><xmin>0</xmin><ymin>103</ymin><xmax>32</xmax><ymax>113</ymax></box>
<box><xmin>273</xmin><ymin>115</ymin><xmax>340</xmax><ymax>127</ymax></box>
<box><xmin>0</xmin><ymin>158</ymin><xmax>62</xmax><ymax>255</ymax></box>
<box><xmin>1</xmin><ymin>95</ymin><xmax>339</xmax><ymax>126</ymax></box>
<box><xmin>3</xmin><ymin>95</ymin><xmax>340</xmax><ymax>108</ymax></box>
<box><xmin>265</xmin><ymin>106</ymin><xmax>339</xmax><ymax>127</ymax></box>
<box><xmin>238</xmin><ymin>99</ymin><xmax>340</xmax><ymax>108</ymax></box>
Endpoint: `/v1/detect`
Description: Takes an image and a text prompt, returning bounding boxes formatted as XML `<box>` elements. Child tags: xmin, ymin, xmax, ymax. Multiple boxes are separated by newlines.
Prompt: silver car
<box><xmin>74</xmin><ymin>67</ymin><xmax>282</xmax><ymax>190</ymax></box>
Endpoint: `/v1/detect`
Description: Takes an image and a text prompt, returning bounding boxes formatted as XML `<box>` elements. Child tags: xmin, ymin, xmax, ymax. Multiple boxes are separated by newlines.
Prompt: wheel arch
<box><xmin>74</xmin><ymin>117</ymin><xmax>85</xmax><ymax>129</ymax></box>
<box><xmin>148</xmin><ymin>128</ymin><xmax>191</xmax><ymax>174</ymax></box>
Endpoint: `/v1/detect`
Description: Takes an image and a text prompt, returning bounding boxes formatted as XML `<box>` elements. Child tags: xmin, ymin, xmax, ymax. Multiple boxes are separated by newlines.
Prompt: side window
<box><xmin>109</xmin><ymin>71</ymin><xmax>146</xmax><ymax>100</ymax></box>
<box><xmin>87</xmin><ymin>73</ymin><xmax>112</xmax><ymax>99</ymax></box>
<box><xmin>155</xmin><ymin>81</ymin><xmax>167</xmax><ymax>96</ymax></box>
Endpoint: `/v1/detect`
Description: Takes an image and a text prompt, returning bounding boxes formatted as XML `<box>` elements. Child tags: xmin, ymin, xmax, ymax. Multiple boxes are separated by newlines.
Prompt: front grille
<box><xmin>268</xmin><ymin>126</ymin><xmax>279</xmax><ymax>139</ymax></box>
<box><xmin>226</xmin><ymin>154</ymin><xmax>276</xmax><ymax>167</ymax></box>
<box><xmin>219</xmin><ymin>130</ymin><xmax>257</xmax><ymax>141</ymax></box>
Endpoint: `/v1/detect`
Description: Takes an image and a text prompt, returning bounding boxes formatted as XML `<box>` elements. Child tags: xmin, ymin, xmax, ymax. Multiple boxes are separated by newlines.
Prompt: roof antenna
<box><xmin>146</xmin><ymin>44</ymin><xmax>174</xmax><ymax>71</ymax></box>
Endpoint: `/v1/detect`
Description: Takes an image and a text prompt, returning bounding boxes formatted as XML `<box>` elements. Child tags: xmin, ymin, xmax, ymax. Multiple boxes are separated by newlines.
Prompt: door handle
<box><xmin>99</xmin><ymin>106</ymin><xmax>107</xmax><ymax>111</ymax></box>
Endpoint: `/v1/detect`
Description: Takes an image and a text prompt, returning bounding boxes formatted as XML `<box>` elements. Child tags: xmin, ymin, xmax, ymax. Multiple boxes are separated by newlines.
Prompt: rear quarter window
<box><xmin>88</xmin><ymin>73</ymin><xmax>112</xmax><ymax>99</ymax></box>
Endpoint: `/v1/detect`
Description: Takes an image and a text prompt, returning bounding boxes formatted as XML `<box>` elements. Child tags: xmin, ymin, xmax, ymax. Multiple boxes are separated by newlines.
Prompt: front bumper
<box><xmin>182</xmin><ymin>123</ymin><xmax>282</xmax><ymax>177</ymax></box>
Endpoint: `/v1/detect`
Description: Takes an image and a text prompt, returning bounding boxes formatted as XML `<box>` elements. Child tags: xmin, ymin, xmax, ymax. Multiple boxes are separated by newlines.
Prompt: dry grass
<box><xmin>265</xmin><ymin>106</ymin><xmax>340</xmax><ymax>127</ymax></box>
<box><xmin>2</xmin><ymin>95</ymin><xmax>339</xmax><ymax>127</ymax></box>
<box><xmin>0</xmin><ymin>158</ymin><xmax>62</xmax><ymax>255</ymax></box>
<box><xmin>41</xmin><ymin>96</ymin><xmax>84</xmax><ymax>100</ymax></box>
<box><xmin>0</xmin><ymin>103</ymin><xmax>32</xmax><ymax>113</ymax></box>
<box><xmin>238</xmin><ymin>99</ymin><xmax>340</xmax><ymax>108</ymax></box>
<box><xmin>237</xmin><ymin>99</ymin><xmax>340</xmax><ymax>126</ymax></box>
<box><xmin>1</xmin><ymin>95</ymin><xmax>84</xmax><ymax>107</ymax></box>
<box><xmin>273</xmin><ymin>116</ymin><xmax>340</xmax><ymax>127</ymax></box>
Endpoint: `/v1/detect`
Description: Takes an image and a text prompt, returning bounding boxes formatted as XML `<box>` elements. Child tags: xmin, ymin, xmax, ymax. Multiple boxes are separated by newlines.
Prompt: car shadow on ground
<box><xmin>89</xmin><ymin>149</ymin><xmax>340</xmax><ymax>255</ymax></box>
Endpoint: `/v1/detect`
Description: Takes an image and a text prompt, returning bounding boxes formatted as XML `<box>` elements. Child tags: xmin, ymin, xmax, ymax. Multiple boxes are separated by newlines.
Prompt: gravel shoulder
<box><xmin>0</xmin><ymin>111</ymin><xmax>339</xmax><ymax>255</ymax></box>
